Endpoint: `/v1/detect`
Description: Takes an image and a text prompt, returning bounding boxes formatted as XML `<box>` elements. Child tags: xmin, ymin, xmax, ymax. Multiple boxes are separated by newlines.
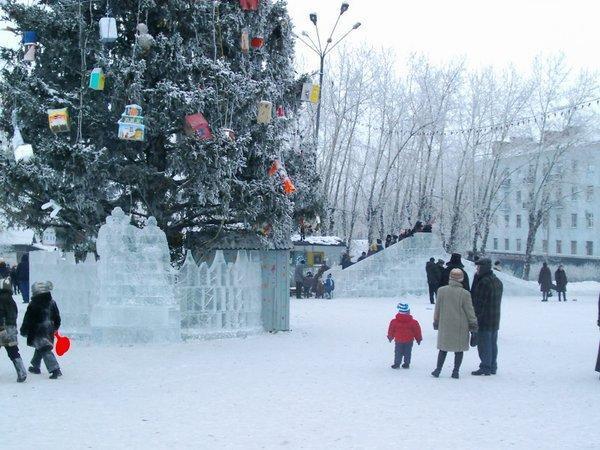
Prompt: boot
<box><xmin>13</xmin><ymin>358</ymin><xmax>27</xmax><ymax>383</ymax></box>
<box><xmin>391</xmin><ymin>364</ymin><xmax>399</xmax><ymax>369</ymax></box>
<box><xmin>28</xmin><ymin>366</ymin><xmax>41</xmax><ymax>374</ymax></box>
<box><xmin>49</xmin><ymin>369</ymin><xmax>62</xmax><ymax>379</ymax></box>
<box><xmin>471</xmin><ymin>369</ymin><xmax>491</xmax><ymax>376</ymax></box>
<box><xmin>451</xmin><ymin>369</ymin><xmax>459</xmax><ymax>379</ymax></box>
<box><xmin>431</xmin><ymin>368</ymin><xmax>441</xmax><ymax>378</ymax></box>
<box><xmin>402</xmin><ymin>363</ymin><xmax>410</xmax><ymax>369</ymax></box>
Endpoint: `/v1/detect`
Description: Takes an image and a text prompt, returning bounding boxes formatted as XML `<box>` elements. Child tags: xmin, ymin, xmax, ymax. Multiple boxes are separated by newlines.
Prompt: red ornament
<box><xmin>239</xmin><ymin>0</ymin><xmax>259</xmax><ymax>11</ymax></box>
<box><xmin>282</xmin><ymin>176</ymin><xmax>296</xmax><ymax>195</ymax></box>
<box><xmin>276</xmin><ymin>105</ymin><xmax>285</xmax><ymax>118</ymax></box>
<box><xmin>251</xmin><ymin>36</ymin><xmax>264</xmax><ymax>49</ymax></box>
<box><xmin>54</xmin><ymin>331</ymin><xmax>71</xmax><ymax>356</ymax></box>
<box><xmin>184</xmin><ymin>113</ymin><xmax>213</xmax><ymax>140</ymax></box>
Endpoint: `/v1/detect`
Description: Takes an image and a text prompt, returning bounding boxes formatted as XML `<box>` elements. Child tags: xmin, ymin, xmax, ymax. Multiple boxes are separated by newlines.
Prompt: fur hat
<box><xmin>449</xmin><ymin>268</ymin><xmax>464</xmax><ymax>282</ymax></box>
<box><xmin>448</xmin><ymin>253</ymin><xmax>463</xmax><ymax>266</ymax></box>
<box><xmin>31</xmin><ymin>281</ymin><xmax>53</xmax><ymax>297</ymax></box>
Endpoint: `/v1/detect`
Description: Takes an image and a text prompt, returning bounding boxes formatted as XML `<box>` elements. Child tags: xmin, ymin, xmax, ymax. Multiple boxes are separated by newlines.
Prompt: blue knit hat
<box><xmin>397</xmin><ymin>303</ymin><xmax>410</xmax><ymax>314</ymax></box>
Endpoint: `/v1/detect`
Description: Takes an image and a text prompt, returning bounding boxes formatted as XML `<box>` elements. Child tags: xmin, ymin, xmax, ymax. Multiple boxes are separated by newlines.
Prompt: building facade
<box><xmin>486</xmin><ymin>136</ymin><xmax>600</xmax><ymax>275</ymax></box>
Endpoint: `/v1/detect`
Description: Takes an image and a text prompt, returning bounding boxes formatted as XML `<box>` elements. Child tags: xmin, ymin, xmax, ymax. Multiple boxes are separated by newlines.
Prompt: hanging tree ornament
<box><xmin>22</xmin><ymin>31</ymin><xmax>38</xmax><ymax>62</ymax></box>
<box><xmin>47</xmin><ymin>108</ymin><xmax>70</xmax><ymax>133</ymax></box>
<box><xmin>118</xmin><ymin>104</ymin><xmax>145</xmax><ymax>141</ymax></box>
<box><xmin>41</xmin><ymin>199</ymin><xmax>63</xmax><ymax>219</ymax></box>
<box><xmin>99</xmin><ymin>16</ymin><xmax>118</xmax><ymax>43</ymax></box>
<box><xmin>257</xmin><ymin>100</ymin><xmax>273</xmax><ymax>124</ymax></box>
<box><xmin>184</xmin><ymin>113</ymin><xmax>212</xmax><ymax>140</ymax></box>
<box><xmin>89</xmin><ymin>68</ymin><xmax>106</xmax><ymax>90</ymax></box>
<box><xmin>136</xmin><ymin>23</ymin><xmax>155</xmax><ymax>52</ymax></box>
<box><xmin>301</xmin><ymin>82</ymin><xmax>320</xmax><ymax>104</ymax></box>
<box><xmin>251</xmin><ymin>35</ymin><xmax>264</xmax><ymax>49</ymax></box>
<box><xmin>276</xmin><ymin>105</ymin><xmax>286</xmax><ymax>118</ymax></box>
<box><xmin>11</xmin><ymin>111</ymin><xmax>33</xmax><ymax>162</ymax></box>
<box><xmin>239</xmin><ymin>0</ymin><xmax>259</xmax><ymax>11</ymax></box>
<box><xmin>240</xmin><ymin>29</ymin><xmax>250</xmax><ymax>53</ymax></box>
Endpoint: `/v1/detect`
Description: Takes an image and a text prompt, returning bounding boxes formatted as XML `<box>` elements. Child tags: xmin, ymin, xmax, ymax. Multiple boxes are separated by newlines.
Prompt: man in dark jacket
<box><xmin>425</xmin><ymin>257</ymin><xmax>442</xmax><ymax>304</ymax></box>
<box><xmin>0</xmin><ymin>278</ymin><xmax>27</xmax><ymax>382</ymax></box>
<box><xmin>20</xmin><ymin>281</ymin><xmax>62</xmax><ymax>379</ymax></box>
<box><xmin>16</xmin><ymin>254</ymin><xmax>29</xmax><ymax>303</ymax></box>
<box><xmin>293</xmin><ymin>260</ymin><xmax>306</xmax><ymax>299</ymax></box>
<box><xmin>555</xmin><ymin>265</ymin><xmax>568</xmax><ymax>302</ymax></box>
<box><xmin>9</xmin><ymin>265</ymin><xmax>20</xmax><ymax>295</ymax></box>
<box><xmin>0</xmin><ymin>261</ymin><xmax>9</xmax><ymax>279</ymax></box>
<box><xmin>440</xmin><ymin>253</ymin><xmax>470</xmax><ymax>292</ymax></box>
<box><xmin>538</xmin><ymin>262</ymin><xmax>552</xmax><ymax>302</ymax></box>
<box><xmin>471</xmin><ymin>258</ymin><xmax>503</xmax><ymax>376</ymax></box>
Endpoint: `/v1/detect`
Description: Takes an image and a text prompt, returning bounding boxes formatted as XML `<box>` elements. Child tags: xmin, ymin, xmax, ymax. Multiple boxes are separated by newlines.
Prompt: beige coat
<box><xmin>434</xmin><ymin>280</ymin><xmax>478</xmax><ymax>352</ymax></box>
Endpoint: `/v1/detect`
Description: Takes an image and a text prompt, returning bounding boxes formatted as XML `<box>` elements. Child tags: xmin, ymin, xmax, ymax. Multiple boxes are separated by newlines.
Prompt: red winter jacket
<box><xmin>387</xmin><ymin>313</ymin><xmax>423</xmax><ymax>344</ymax></box>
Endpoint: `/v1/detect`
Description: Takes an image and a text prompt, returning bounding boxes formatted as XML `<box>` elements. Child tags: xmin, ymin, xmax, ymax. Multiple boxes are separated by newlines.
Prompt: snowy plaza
<box><xmin>2</xmin><ymin>287</ymin><xmax>599</xmax><ymax>449</ymax></box>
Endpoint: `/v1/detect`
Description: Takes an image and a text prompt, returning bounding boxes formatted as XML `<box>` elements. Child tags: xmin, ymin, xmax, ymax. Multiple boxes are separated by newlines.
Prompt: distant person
<box><xmin>412</xmin><ymin>221</ymin><xmax>424</xmax><ymax>234</ymax></box>
<box><xmin>303</xmin><ymin>272</ymin><xmax>314</xmax><ymax>298</ymax></box>
<box><xmin>391</xmin><ymin>235</ymin><xmax>399</xmax><ymax>244</ymax></box>
<box><xmin>367</xmin><ymin>242</ymin><xmax>377</xmax><ymax>256</ymax></box>
<box><xmin>493</xmin><ymin>260</ymin><xmax>502</xmax><ymax>272</ymax></box>
<box><xmin>440</xmin><ymin>253</ymin><xmax>470</xmax><ymax>292</ymax></box>
<box><xmin>596</xmin><ymin>293</ymin><xmax>599</xmax><ymax>379</ymax></box>
<box><xmin>471</xmin><ymin>259</ymin><xmax>503</xmax><ymax>376</ymax></box>
<box><xmin>376</xmin><ymin>239</ymin><xmax>384</xmax><ymax>252</ymax></box>
<box><xmin>538</xmin><ymin>262</ymin><xmax>552</xmax><ymax>302</ymax></box>
<box><xmin>313</xmin><ymin>278</ymin><xmax>325</xmax><ymax>299</ymax></box>
<box><xmin>16</xmin><ymin>254</ymin><xmax>29</xmax><ymax>304</ymax></box>
<box><xmin>357</xmin><ymin>252</ymin><xmax>367</xmax><ymax>262</ymax></box>
<box><xmin>387</xmin><ymin>303</ymin><xmax>422</xmax><ymax>369</ymax></box>
<box><xmin>20</xmin><ymin>281</ymin><xmax>62</xmax><ymax>379</ymax></box>
<box><xmin>425</xmin><ymin>257</ymin><xmax>441</xmax><ymax>305</ymax></box>
<box><xmin>9</xmin><ymin>265</ymin><xmax>19</xmax><ymax>295</ymax></box>
<box><xmin>423</xmin><ymin>223</ymin><xmax>433</xmax><ymax>233</ymax></box>
<box><xmin>294</xmin><ymin>260</ymin><xmax>306</xmax><ymax>299</ymax></box>
<box><xmin>555</xmin><ymin>265</ymin><xmax>568</xmax><ymax>302</ymax></box>
<box><xmin>0</xmin><ymin>278</ymin><xmax>27</xmax><ymax>382</ymax></box>
<box><xmin>432</xmin><ymin>269</ymin><xmax>478</xmax><ymax>379</ymax></box>
<box><xmin>436</xmin><ymin>259</ymin><xmax>445</xmax><ymax>271</ymax></box>
<box><xmin>340</xmin><ymin>253</ymin><xmax>353</xmax><ymax>269</ymax></box>
<box><xmin>385</xmin><ymin>235</ymin><xmax>392</xmax><ymax>248</ymax></box>
<box><xmin>324</xmin><ymin>274</ymin><xmax>335</xmax><ymax>299</ymax></box>
<box><xmin>0</xmin><ymin>261</ymin><xmax>9</xmax><ymax>278</ymax></box>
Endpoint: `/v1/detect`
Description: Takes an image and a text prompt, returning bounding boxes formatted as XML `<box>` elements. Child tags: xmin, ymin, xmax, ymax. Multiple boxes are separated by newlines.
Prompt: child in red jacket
<box><xmin>387</xmin><ymin>303</ymin><xmax>423</xmax><ymax>369</ymax></box>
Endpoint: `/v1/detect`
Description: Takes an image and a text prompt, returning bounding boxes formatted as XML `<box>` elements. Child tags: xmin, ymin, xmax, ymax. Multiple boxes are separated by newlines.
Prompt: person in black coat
<box><xmin>9</xmin><ymin>265</ymin><xmax>20</xmax><ymax>295</ymax></box>
<box><xmin>0</xmin><ymin>279</ymin><xmax>27</xmax><ymax>382</ymax></box>
<box><xmin>425</xmin><ymin>257</ymin><xmax>442</xmax><ymax>304</ymax></box>
<box><xmin>440</xmin><ymin>253</ymin><xmax>470</xmax><ymax>292</ymax></box>
<box><xmin>0</xmin><ymin>261</ymin><xmax>9</xmax><ymax>279</ymax></box>
<box><xmin>596</xmin><ymin>293</ymin><xmax>600</xmax><ymax>378</ymax></box>
<box><xmin>555</xmin><ymin>265</ymin><xmax>568</xmax><ymax>302</ymax></box>
<box><xmin>340</xmin><ymin>253</ymin><xmax>353</xmax><ymax>269</ymax></box>
<box><xmin>20</xmin><ymin>281</ymin><xmax>62</xmax><ymax>379</ymax></box>
<box><xmin>538</xmin><ymin>262</ymin><xmax>552</xmax><ymax>302</ymax></box>
<box><xmin>16</xmin><ymin>254</ymin><xmax>29</xmax><ymax>303</ymax></box>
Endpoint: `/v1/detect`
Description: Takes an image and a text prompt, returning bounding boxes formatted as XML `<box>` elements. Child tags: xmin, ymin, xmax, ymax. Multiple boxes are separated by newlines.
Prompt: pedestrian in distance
<box><xmin>0</xmin><ymin>261</ymin><xmax>9</xmax><ymax>279</ymax></box>
<box><xmin>324</xmin><ymin>274</ymin><xmax>335</xmax><ymax>299</ymax></box>
<box><xmin>357</xmin><ymin>252</ymin><xmax>367</xmax><ymax>262</ymax></box>
<box><xmin>538</xmin><ymin>262</ymin><xmax>552</xmax><ymax>302</ymax></box>
<box><xmin>439</xmin><ymin>253</ymin><xmax>470</xmax><ymax>292</ymax></box>
<box><xmin>385</xmin><ymin>234</ymin><xmax>392</xmax><ymax>248</ymax></box>
<box><xmin>596</xmin><ymin>293</ymin><xmax>600</xmax><ymax>379</ymax></box>
<box><xmin>294</xmin><ymin>260</ymin><xmax>306</xmax><ymax>299</ymax></box>
<box><xmin>493</xmin><ymin>260</ymin><xmax>502</xmax><ymax>272</ymax></box>
<box><xmin>471</xmin><ymin>258</ymin><xmax>503</xmax><ymax>376</ymax></box>
<box><xmin>387</xmin><ymin>303</ymin><xmax>422</xmax><ymax>369</ymax></box>
<box><xmin>432</xmin><ymin>269</ymin><xmax>478</xmax><ymax>379</ymax></box>
<box><xmin>340</xmin><ymin>253</ymin><xmax>353</xmax><ymax>269</ymax></box>
<box><xmin>0</xmin><ymin>278</ymin><xmax>27</xmax><ymax>382</ymax></box>
<box><xmin>16</xmin><ymin>254</ymin><xmax>29</xmax><ymax>304</ymax></box>
<box><xmin>425</xmin><ymin>257</ymin><xmax>442</xmax><ymax>305</ymax></box>
<box><xmin>10</xmin><ymin>265</ymin><xmax>20</xmax><ymax>295</ymax></box>
<box><xmin>303</xmin><ymin>272</ymin><xmax>314</xmax><ymax>298</ymax></box>
<box><xmin>555</xmin><ymin>265</ymin><xmax>568</xmax><ymax>302</ymax></box>
<box><xmin>20</xmin><ymin>281</ymin><xmax>62</xmax><ymax>379</ymax></box>
<box><xmin>376</xmin><ymin>239</ymin><xmax>384</xmax><ymax>252</ymax></box>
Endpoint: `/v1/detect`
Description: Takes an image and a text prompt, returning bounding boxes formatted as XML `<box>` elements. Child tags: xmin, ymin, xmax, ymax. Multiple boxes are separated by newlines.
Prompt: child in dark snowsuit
<box><xmin>387</xmin><ymin>303</ymin><xmax>422</xmax><ymax>369</ymax></box>
<box><xmin>0</xmin><ymin>278</ymin><xmax>27</xmax><ymax>382</ymax></box>
<box><xmin>20</xmin><ymin>281</ymin><xmax>62</xmax><ymax>379</ymax></box>
<box><xmin>324</xmin><ymin>274</ymin><xmax>335</xmax><ymax>299</ymax></box>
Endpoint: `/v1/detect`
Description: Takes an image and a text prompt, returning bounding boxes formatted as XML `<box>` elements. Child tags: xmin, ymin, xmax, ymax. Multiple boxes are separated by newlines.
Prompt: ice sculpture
<box><xmin>328</xmin><ymin>233</ymin><xmax>537</xmax><ymax>298</ymax></box>
<box><xmin>91</xmin><ymin>208</ymin><xmax>180</xmax><ymax>343</ymax></box>
<box><xmin>177</xmin><ymin>250</ymin><xmax>263</xmax><ymax>338</ymax></box>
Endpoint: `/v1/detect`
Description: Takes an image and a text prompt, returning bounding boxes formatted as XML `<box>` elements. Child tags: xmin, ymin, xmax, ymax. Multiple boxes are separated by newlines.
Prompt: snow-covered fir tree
<box><xmin>0</xmin><ymin>0</ymin><xmax>320</xmax><ymax>255</ymax></box>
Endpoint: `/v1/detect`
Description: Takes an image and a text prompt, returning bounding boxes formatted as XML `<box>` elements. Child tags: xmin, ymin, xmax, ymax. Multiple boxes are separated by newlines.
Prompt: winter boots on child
<box><xmin>0</xmin><ymin>278</ymin><xmax>27</xmax><ymax>382</ymax></box>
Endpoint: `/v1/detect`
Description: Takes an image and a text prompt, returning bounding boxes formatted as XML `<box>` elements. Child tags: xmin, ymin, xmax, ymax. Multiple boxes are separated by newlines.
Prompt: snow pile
<box><xmin>291</xmin><ymin>234</ymin><xmax>345</xmax><ymax>246</ymax></box>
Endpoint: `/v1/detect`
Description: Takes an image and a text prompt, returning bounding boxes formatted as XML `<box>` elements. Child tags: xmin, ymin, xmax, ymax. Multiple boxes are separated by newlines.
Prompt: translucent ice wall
<box><xmin>177</xmin><ymin>250</ymin><xmax>263</xmax><ymax>338</ymax></box>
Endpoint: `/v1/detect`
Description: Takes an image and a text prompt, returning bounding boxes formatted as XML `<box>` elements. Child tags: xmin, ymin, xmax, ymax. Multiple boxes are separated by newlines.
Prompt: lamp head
<box><xmin>340</xmin><ymin>2</ymin><xmax>349</xmax><ymax>14</ymax></box>
<box><xmin>309</xmin><ymin>13</ymin><xmax>318</xmax><ymax>26</ymax></box>
<box><xmin>352</xmin><ymin>22</ymin><xmax>362</xmax><ymax>30</ymax></box>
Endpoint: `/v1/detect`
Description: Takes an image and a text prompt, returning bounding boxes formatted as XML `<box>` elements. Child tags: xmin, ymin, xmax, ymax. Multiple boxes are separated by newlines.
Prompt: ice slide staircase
<box><xmin>326</xmin><ymin>233</ymin><xmax>538</xmax><ymax>298</ymax></box>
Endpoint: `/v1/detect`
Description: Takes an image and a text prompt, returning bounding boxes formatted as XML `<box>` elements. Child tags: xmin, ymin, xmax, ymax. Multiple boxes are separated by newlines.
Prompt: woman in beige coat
<box><xmin>432</xmin><ymin>269</ymin><xmax>478</xmax><ymax>379</ymax></box>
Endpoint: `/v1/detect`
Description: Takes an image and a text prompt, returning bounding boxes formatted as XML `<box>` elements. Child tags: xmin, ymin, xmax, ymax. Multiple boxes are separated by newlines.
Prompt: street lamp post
<box><xmin>294</xmin><ymin>3</ymin><xmax>361</xmax><ymax>146</ymax></box>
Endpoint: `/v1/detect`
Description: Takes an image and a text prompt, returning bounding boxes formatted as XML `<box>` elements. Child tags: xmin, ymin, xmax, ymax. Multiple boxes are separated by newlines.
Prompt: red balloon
<box><xmin>54</xmin><ymin>332</ymin><xmax>71</xmax><ymax>356</ymax></box>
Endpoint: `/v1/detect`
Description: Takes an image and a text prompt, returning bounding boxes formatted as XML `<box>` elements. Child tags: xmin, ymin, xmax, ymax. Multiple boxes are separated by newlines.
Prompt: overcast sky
<box><xmin>287</xmin><ymin>0</ymin><xmax>600</xmax><ymax>73</ymax></box>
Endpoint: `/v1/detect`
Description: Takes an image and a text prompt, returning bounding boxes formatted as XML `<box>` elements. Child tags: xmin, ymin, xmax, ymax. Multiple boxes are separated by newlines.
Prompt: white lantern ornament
<box><xmin>99</xmin><ymin>16</ymin><xmax>118</xmax><ymax>43</ymax></box>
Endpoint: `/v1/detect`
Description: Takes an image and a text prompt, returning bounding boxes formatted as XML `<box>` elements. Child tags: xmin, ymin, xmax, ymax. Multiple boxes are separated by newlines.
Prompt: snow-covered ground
<box><xmin>2</xmin><ymin>288</ymin><xmax>599</xmax><ymax>449</ymax></box>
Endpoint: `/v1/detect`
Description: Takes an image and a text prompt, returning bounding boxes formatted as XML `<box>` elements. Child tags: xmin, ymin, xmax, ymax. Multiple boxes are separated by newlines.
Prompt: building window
<box><xmin>504</xmin><ymin>239</ymin><xmax>510</xmax><ymax>251</ymax></box>
<box><xmin>516</xmin><ymin>214</ymin><xmax>522</xmax><ymax>228</ymax></box>
<box><xmin>542</xmin><ymin>214</ymin><xmax>549</xmax><ymax>229</ymax></box>
<box><xmin>556</xmin><ymin>240</ymin><xmax>562</xmax><ymax>254</ymax></box>
<box><xmin>571</xmin><ymin>186</ymin><xmax>578</xmax><ymax>200</ymax></box>
<box><xmin>586</xmin><ymin>241</ymin><xmax>594</xmax><ymax>256</ymax></box>
<box><xmin>504</xmin><ymin>215</ymin><xmax>510</xmax><ymax>227</ymax></box>
<box><xmin>542</xmin><ymin>240</ymin><xmax>548</xmax><ymax>253</ymax></box>
<box><xmin>571</xmin><ymin>214</ymin><xmax>577</xmax><ymax>228</ymax></box>
<box><xmin>586</xmin><ymin>212</ymin><xmax>594</xmax><ymax>228</ymax></box>
<box><xmin>493</xmin><ymin>238</ymin><xmax>498</xmax><ymax>250</ymax></box>
<box><xmin>516</xmin><ymin>191</ymin><xmax>522</xmax><ymax>203</ymax></box>
<box><xmin>556</xmin><ymin>215</ymin><xmax>562</xmax><ymax>228</ymax></box>
<box><xmin>586</xmin><ymin>186</ymin><xmax>594</xmax><ymax>202</ymax></box>
<box><xmin>587</xmin><ymin>164</ymin><xmax>595</xmax><ymax>175</ymax></box>
<box><xmin>516</xmin><ymin>239</ymin><xmax>522</xmax><ymax>252</ymax></box>
<box><xmin>571</xmin><ymin>241</ymin><xmax>577</xmax><ymax>255</ymax></box>
<box><xmin>572</xmin><ymin>159</ymin><xmax>578</xmax><ymax>172</ymax></box>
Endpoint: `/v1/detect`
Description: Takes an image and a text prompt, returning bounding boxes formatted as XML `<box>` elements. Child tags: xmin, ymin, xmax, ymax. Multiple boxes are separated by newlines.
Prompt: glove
<box><xmin>433</xmin><ymin>322</ymin><xmax>438</xmax><ymax>331</ymax></box>
<box><xmin>470</xmin><ymin>332</ymin><xmax>478</xmax><ymax>348</ymax></box>
<box><xmin>417</xmin><ymin>341</ymin><xmax>421</xmax><ymax>346</ymax></box>
<box><xmin>388</xmin><ymin>337</ymin><xmax>393</xmax><ymax>343</ymax></box>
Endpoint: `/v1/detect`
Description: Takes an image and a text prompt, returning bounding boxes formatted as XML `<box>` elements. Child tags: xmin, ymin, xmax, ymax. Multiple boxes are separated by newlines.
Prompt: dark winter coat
<box><xmin>324</xmin><ymin>278</ymin><xmax>335</xmax><ymax>293</ymax></box>
<box><xmin>555</xmin><ymin>269</ymin><xmax>568</xmax><ymax>292</ymax></box>
<box><xmin>0</xmin><ymin>289</ymin><xmax>18</xmax><ymax>327</ymax></box>
<box><xmin>20</xmin><ymin>292</ymin><xmax>61</xmax><ymax>349</ymax></box>
<box><xmin>472</xmin><ymin>264</ymin><xmax>503</xmax><ymax>331</ymax></box>
<box><xmin>16</xmin><ymin>254</ymin><xmax>29</xmax><ymax>284</ymax></box>
<box><xmin>0</xmin><ymin>263</ymin><xmax>9</xmax><ymax>279</ymax></box>
<box><xmin>387</xmin><ymin>313</ymin><xmax>423</xmax><ymax>344</ymax></box>
<box><xmin>341</xmin><ymin>254</ymin><xmax>353</xmax><ymax>269</ymax></box>
<box><xmin>538</xmin><ymin>265</ymin><xmax>552</xmax><ymax>292</ymax></box>
<box><xmin>294</xmin><ymin>263</ymin><xmax>305</xmax><ymax>283</ymax></box>
<box><xmin>426</xmin><ymin>261</ymin><xmax>442</xmax><ymax>287</ymax></box>
<box><xmin>434</xmin><ymin>280</ymin><xmax>478</xmax><ymax>352</ymax></box>
<box><xmin>9</xmin><ymin>266</ymin><xmax>18</xmax><ymax>285</ymax></box>
<box><xmin>440</xmin><ymin>264</ymin><xmax>470</xmax><ymax>292</ymax></box>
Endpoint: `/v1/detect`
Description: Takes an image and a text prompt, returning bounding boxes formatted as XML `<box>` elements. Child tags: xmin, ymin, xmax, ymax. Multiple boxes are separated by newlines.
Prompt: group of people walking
<box><xmin>0</xmin><ymin>270</ymin><xmax>63</xmax><ymax>383</ymax></box>
<box><xmin>293</xmin><ymin>260</ymin><xmax>335</xmax><ymax>299</ymax></box>
<box><xmin>538</xmin><ymin>262</ymin><xmax>569</xmax><ymax>302</ymax></box>
<box><xmin>390</xmin><ymin>255</ymin><xmax>503</xmax><ymax>378</ymax></box>
<box><xmin>0</xmin><ymin>255</ymin><xmax>30</xmax><ymax>303</ymax></box>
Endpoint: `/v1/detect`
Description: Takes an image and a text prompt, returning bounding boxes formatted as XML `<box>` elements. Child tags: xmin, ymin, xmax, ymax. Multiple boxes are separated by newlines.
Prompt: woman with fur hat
<box><xmin>0</xmin><ymin>278</ymin><xmax>27</xmax><ymax>382</ymax></box>
<box><xmin>20</xmin><ymin>281</ymin><xmax>62</xmax><ymax>379</ymax></box>
<box><xmin>439</xmin><ymin>253</ymin><xmax>470</xmax><ymax>292</ymax></box>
